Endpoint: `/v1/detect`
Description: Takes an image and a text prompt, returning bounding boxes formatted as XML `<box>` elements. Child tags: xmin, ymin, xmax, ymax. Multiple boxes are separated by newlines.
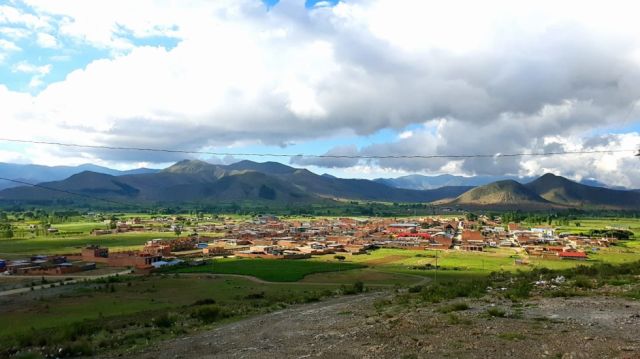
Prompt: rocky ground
<box><xmin>103</xmin><ymin>290</ymin><xmax>640</xmax><ymax>359</ymax></box>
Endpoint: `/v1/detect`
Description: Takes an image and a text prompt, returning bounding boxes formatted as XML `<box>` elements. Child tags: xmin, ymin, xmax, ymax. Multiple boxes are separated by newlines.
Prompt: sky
<box><xmin>0</xmin><ymin>0</ymin><xmax>639</xmax><ymax>187</ymax></box>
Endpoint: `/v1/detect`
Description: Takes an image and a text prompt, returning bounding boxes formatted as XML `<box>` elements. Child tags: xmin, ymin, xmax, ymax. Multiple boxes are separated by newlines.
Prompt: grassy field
<box><xmin>166</xmin><ymin>258</ymin><xmax>365</xmax><ymax>282</ymax></box>
<box><xmin>0</xmin><ymin>232</ymin><xmax>179</xmax><ymax>257</ymax></box>
<box><xmin>553</xmin><ymin>218</ymin><xmax>640</xmax><ymax>238</ymax></box>
<box><xmin>0</xmin><ymin>274</ymin><xmax>351</xmax><ymax>357</ymax></box>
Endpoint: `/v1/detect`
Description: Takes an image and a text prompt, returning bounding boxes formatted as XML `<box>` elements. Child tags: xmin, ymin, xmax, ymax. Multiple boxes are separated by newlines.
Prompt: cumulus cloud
<box><xmin>290</xmin><ymin>145</ymin><xmax>360</xmax><ymax>168</ymax></box>
<box><xmin>0</xmin><ymin>0</ymin><xmax>638</xmax><ymax>186</ymax></box>
<box><xmin>35</xmin><ymin>32</ymin><xmax>57</xmax><ymax>48</ymax></box>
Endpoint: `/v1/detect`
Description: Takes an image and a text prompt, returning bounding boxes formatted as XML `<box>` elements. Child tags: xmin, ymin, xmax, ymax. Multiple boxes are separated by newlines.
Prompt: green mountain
<box><xmin>0</xmin><ymin>162</ymin><xmax>158</xmax><ymax>190</ymax></box>
<box><xmin>443</xmin><ymin>174</ymin><xmax>640</xmax><ymax>210</ymax></box>
<box><xmin>446</xmin><ymin>180</ymin><xmax>554</xmax><ymax>209</ymax></box>
<box><xmin>0</xmin><ymin>160</ymin><xmax>471</xmax><ymax>206</ymax></box>
<box><xmin>525</xmin><ymin>173</ymin><xmax>640</xmax><ymax>209</ymax></box>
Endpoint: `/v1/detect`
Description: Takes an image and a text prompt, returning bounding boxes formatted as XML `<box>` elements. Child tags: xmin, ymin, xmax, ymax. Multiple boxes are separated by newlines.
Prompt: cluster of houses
<box><xmin>2</xmin><ymin>214</ymin><xmax>619</xmax><ymax>277</ymax></box>
<box><xmin>0</xmin><ymin>255</ymin><xmax>96</xmax><ymax>275</ymax></box>
<box><xmin>191</xmin><ymin>215</ymin><xmax>605</xmax><ymax>261</ymax></box>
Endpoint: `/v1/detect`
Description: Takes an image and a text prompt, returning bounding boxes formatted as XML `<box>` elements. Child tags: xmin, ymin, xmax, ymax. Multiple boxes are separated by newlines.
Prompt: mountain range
<box><xmin>374</xmin><ymin>173</ymin><xmax>624</xmax><ymax>190</ymax></box>
<box><xmin>442</xmin><ymin>173</ymin><xmax>640</xmax><ymax>210</ymax></box>
<box><xmin>0</xmin><ymin>163</ymin><xmax>159</xmax><ymax>190</ymax></box>
<box><xmin>0</xmin><ymin>160</ymin><xmax>638</xmax><ymax>210</ymax></box>
<box><xmin>0</xmin><ymin>160</ymin><xmax>472</xmax><ymax>206</ymax></box>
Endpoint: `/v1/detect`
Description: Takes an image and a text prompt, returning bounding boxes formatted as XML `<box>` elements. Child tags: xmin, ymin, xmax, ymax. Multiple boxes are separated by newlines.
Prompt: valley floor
<box><xmin>104</xmin><ymin>291</ymin><xmax>640</xmax><ymax>359</ymax></box>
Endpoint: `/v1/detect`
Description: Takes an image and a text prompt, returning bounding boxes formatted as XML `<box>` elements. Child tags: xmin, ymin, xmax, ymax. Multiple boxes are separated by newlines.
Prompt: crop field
<box><xmin>0</xmin><ymin>232</ymin><xmax>179</xmax><ymax>258</ymax></box>
<box><xmin>165</xmin><ymin>258</ymin><xmax>366</xmax><ymax>282</ymax></box>
<box><xmin>552</xmin><ymin>218</ymin><xmax>640</xmax><ymax>238</ymax></box>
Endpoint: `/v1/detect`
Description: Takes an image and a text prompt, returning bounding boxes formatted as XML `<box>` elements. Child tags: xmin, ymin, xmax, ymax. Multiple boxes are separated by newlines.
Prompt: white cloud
<box><xmin>0</xmin><ymin>0</ymin><xmax>638</xmax><ymax>186</ymax></box>
<box><xmin>36</xmin><ymin>32</ymin><xmax>57</xmax><ymax>48</ymax></box>
<box><xmin>0</xmin><ymin>38</ymin><xmax>20</xmax><ymax>51</ymax></box>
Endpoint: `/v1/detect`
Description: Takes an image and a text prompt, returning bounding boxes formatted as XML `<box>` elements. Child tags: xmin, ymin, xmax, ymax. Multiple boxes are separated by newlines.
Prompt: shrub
<box><xmin>244</xmin><ymin>292</ymin><xmax>265</xmax><ymax>300</ymax></box>
<box><xmin>486</xmin><ymin>308</ymin><xmax>506</xmax><ymax>318</ymax></box>
<box><xmin>505</xmin><ymin>280</ymin><xmax>533</xmax><ymax>300</ymax></box>
<box><xmin>192</xmin><ymin>298</ymin><xmax>217</xmax><ymax>306</ymax></box>
<box><xmin>153</xmin><ymin>313</ymin><xmax>175</xmax><ymax>328</ymax></box>
<box><xmin>419</xmin><ymin>280</ymin><xmax>488</xmax><ymax>303</ymax></box>
<box><xmin>192</xmin><ymin>305</ymin><xmax>227</xmax><ymax>323</ymax></box>
<box><xmin>438</xmin><ymin>302</ymin><xmax>470</xmax><ymax>313</ymax></box>
<box><xmin>573</xmin><ymin>276</ymin><xmax>595</xmax><ymax>289</ymax></box>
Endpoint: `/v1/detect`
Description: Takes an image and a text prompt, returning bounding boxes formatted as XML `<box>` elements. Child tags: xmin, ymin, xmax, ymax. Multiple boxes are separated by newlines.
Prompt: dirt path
<box><xmin>177</xmin><ymin>271</ymin><xmax>430</xmax><ymax>287</ymax></box>
<box><xmin>102</xmin><ymin>292</ymin><xmax>387</xmax><ymax>359</ymax></box>
<box><xmin>0</xmin><ymin>269</ymin><xmax>133</xmax><ymax>297</ymax></box>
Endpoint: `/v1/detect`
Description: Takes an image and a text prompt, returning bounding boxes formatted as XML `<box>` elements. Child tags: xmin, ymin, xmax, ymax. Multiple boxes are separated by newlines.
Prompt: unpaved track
<box><xmin>103</xmin><ymin>292</ymin><xmax>387</xmax><ymax>359</ymax></box>
<box><xmin>178</xmin><ymin>272</ymin><xmax>429</xmax><ymax>287</ymax></box>
<box><xmin>0</xmin><ymin>269</ymin><xmax>133</xmax><ymax>297</ymax></box>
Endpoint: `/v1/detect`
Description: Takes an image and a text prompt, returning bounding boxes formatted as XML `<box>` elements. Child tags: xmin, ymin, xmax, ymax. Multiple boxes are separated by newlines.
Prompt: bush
<box><xmin>438</xmin><ymin>302</ymin><xmax>470</xmax><ymax>313</ymax></box>
<box><xmin>573</xmin><ymin>276</ymin><xmax>596</xmax><ymax>289</ymax></box>
<box><xmin>192</xmin><ymin>298</ymin><xmax>217</xmax><ymax>306</ymax></box>
<box><xmin>505</xmin><ymin>280</ymin><xmax>533</xmax><ymax>300</ymax></box>
<box><xmin>419</xmin><ymin>280</ymin><xmax>488</xmax><ymax>303</ymax></box>
<box><xmin>244</xmin><ymin>292</ymin><xmax>265</xmax><ymax>300</ymax></box>
<box><xmin>486</xmin><ymin>308</ymin><xmax>506</xmax><ymax>318</ymax></box>
<box><xmin>57</xmin><ymin>340</ymin><xmax>94</xmax><ymax>357</ymax></box>
<box><xmin>153</xmin><ymin>313</ymin><xmax>175</xmax><ymax>328</ymax></box>
<box><xmin>191</xmin><ymin>305</ymin><xmax>227</xmax><ymax>323</ymax></box>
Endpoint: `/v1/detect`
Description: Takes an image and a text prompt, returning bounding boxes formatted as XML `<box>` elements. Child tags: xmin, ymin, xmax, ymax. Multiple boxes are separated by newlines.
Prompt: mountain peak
<box><xmin>164</xmin><ymin>159</ymin><xmax>218</xmax><ymax>174</ymax></box>
<box><xmin>225</xmin><ymin>160</ymin><xmax>297</xmax><ymax>175</ymax></box>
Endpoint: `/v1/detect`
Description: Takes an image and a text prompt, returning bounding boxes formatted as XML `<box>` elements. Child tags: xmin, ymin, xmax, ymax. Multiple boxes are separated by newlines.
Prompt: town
<box><xmin>1</xmin><ymin>213</ymin><xmax>623</xmax><ymax>276</ymax></box>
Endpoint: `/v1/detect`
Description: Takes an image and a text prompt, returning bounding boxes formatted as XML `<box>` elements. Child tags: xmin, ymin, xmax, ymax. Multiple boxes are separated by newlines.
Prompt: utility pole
<box><xmin>434</xmin><ymin>250</ymin><xmax>438</xmax><ymax>283</ymax></box>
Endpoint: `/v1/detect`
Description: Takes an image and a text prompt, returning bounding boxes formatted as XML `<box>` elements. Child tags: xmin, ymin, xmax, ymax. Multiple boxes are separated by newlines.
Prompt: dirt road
<box><xmin>104</xmin><ymin>291</ymin><xmax>640</xmax><ymax>359</ymax></box>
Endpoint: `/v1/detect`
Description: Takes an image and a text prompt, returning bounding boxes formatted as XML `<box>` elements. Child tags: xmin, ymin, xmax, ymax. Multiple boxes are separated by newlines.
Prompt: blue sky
<box><xmin>0</xmin><ymin>0</ymin><xmax>639</xmax><ymax>185</ymax></box>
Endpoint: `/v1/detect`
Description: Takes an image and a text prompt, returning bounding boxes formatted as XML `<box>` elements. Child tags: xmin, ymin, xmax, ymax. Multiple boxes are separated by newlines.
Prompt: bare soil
<box><xmin>103</xmin><ymin>292</ymin><xmax>640</xmax><ymax>359</ymax></box>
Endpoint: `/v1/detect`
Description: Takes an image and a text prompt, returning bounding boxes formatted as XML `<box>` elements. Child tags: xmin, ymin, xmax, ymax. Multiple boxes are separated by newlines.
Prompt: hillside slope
<box><xmin>0</xmin><ymin>160</ymin><xmax>469</xmax><ymax>205</ymax></box>
<box><xmin>525</xmin><ymin>173</ymin><xmax>640</xmax><ymax>209</ymax></box>
<box><xmin>446</xmin><ymin>180</ymin><xmax>555</xmax><ymax>209</ymax></box>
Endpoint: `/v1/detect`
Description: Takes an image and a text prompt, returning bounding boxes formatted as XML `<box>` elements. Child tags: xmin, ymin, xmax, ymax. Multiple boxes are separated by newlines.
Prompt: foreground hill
<box><xmin>0</xmin><ymin>160</ymin><xmax>471</xmax><ymax>205</ymax></box>
<box><xmin>525</xmin><ymin>173</ymin><xmax>640</xmax><ymax>209</ymax></box>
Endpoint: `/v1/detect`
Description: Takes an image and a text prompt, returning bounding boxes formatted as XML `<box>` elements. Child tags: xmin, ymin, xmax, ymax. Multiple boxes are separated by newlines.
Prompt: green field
<box><xmin>0</xmin><ymin>232</ymin><xmax>178</xmax><ymax>257</ymax></box>
<box><xmin>166</xmin><ymin>258</ymin><xmax>366</xmax><ymax>282</ymax></box>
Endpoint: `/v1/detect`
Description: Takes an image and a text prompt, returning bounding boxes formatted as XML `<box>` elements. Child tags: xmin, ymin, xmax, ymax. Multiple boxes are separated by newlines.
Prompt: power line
<box><xmin>0</xmin><ymin>138</ymin><xmax>636</xmax><ymax>160</ymax></box>
<box><xmin>0</xmin><ymin>176</ymin><xmax>133</xmax><ymax>207</ymax></box>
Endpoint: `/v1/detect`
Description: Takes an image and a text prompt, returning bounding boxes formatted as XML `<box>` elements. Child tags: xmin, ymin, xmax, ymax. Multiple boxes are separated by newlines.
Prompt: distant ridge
<box><xmin>376</xmin><ymin>173</ymin><xmax>627</xmax><ymax>191</ymax></box>
<box><xmin>440</xmin><ymin>174</ymin><xmax>640</xmax><ymax>210</ymax></box>
<box><xmin>1</xmin><ymin>160</ymin><xmax>638</xmax><ymax>210</ymax></box>
<box><xmin>0</xmin><ymin>160</ymin><xmax>471</xmax><ymax>205</ymax></box>
<box><xmin>525</xmin><ymin>173</ymin><xmax>640</xmax><ymax>209</ymax></box>
<box><xmin>0</xmin><ymin>162</ymin><xmax>159</xmax><ymax>190</ymax></box>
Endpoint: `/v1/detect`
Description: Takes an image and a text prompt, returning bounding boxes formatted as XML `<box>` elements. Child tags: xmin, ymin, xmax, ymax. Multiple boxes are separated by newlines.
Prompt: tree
<box><xmin>0</xmin><ymin>223</ymin><xmax>13</xmax><ymax>239</ymax></box>
<box><xmin>174</xmin><ymin>226</ymin><xmax>182</xmax><ymax>236</ymax></box>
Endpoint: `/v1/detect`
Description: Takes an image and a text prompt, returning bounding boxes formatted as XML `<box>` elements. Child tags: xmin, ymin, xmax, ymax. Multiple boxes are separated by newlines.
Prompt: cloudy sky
<box><xmin>0</xmin><ymin>0</ymin><xmax>639</xmax><ymax>186</ymax></box>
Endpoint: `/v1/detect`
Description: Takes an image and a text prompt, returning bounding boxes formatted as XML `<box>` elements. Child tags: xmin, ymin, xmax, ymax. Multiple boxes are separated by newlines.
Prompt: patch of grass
<box><xmin>486</xmin><ymin>307</ymin><xmax>506</xmax><ymax>318</ymax></box>
<box><xmin>497</xmin><ymin>332</ymin><xmax>526</xmax><ymax>341</ymax></box>
<box><xmin>572</xmin><ymin>276</ymin><xmax>596</xmax><ymax>289</ymax></box>
<box><xmin>419</xmin><ymin>279</ymin><xmax>488</xmax><ymax>303</ymax></box>
<box><xmin>437</xmin><ymin>302</ymin><xmax>470</xmax><ymax>313</ymax></box>
<box><xmin>447</xmin><ymin>313</ymin><xmax>472</xmax><ymax>325</ymax></box>
<box><xmin>191</xmin><ymin>305</ymin><xmax>229</xmax><ymax>324</ymax></box>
